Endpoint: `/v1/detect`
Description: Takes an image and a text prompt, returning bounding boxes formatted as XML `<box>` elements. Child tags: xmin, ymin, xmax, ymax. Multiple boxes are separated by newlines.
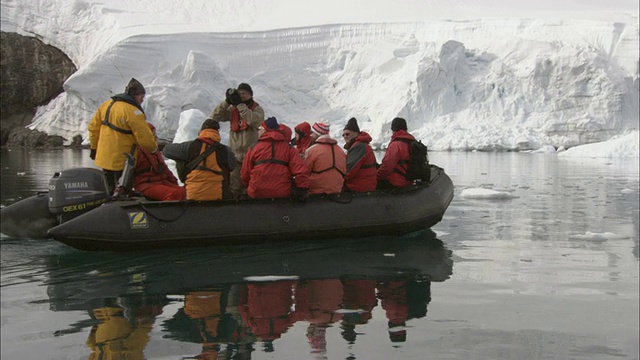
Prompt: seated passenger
<box><xmin>341</xmin><ymin>117</ymin><xmax>377</xmax><ymax>192</ymax></box>
<box><xmin>291</xmin><ymin>121</ymin><xmax>312</xmax><ymax>158</ymax></box>
<box><xmin>163</xmin><ymin>119</ymin><xmax>236</xmax><ymax>201</ymax></box>
<box><xmin>376</xmin><ymin>117</ymin><xmax>415</xmax><ymax>189</ymax></box>
<box><xmin>241</xmin><ymin>117</ymin><xmax>309</xmax><ymax>199</ymax></box>
<box><xmin>304</xmin><ymin>122</ymin><xmax>346</xmax><ymax>195</ymax></box>
<box><xmin>133</xmin><ymin>123</ymin><xmax>186</xmax><ymax>201</ymax></box>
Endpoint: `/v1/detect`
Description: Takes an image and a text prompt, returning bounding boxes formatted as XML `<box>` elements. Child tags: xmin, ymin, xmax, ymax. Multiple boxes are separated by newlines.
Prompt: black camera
<box><xmin>225</xmin><ymin>88</ymin><xmax>242</xmax><ymax>106</ymax></box>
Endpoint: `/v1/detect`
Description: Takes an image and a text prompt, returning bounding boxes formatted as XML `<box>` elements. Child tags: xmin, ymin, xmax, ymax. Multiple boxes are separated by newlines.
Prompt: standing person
<box><xmin>291</xmin><ymin>121</ymin><xmax>312</xmax><ymax>158</ymax></box>
<box><xmin>163</xmin><ymin>119</ymin><xmax>237</xmax><ymax>201</ymax></box>
<box><xmin>241</xmin><ymin>117</ymin><xmax>309</xmax><ymax>199</ymax></box>
<box><xmin>207</xmin><ymin>83</ymin><xmax>265</xmax><ymax>199</ymax></box>
<box><xmin>342</xmin><ymin>117</ymin><xmax>377</xmax><ymax>192</ymax></box>
<box><xmin>376</xmin><ymin>117</ymin><xmax>415</xmax><ymax>189</ymax></box>
<box><xmin>132</xmin><ymin>123</ymin><xmax>185</xmax><ymax>201</ymax></box>
<box><xmin>88</xmin><ymin>78</ymin><xmax>158</xmax><ymax>193</ymax></box>
<box><xmin>304</xmin><ymin>122</ymin><xmax>346</xmax><ymax>195</ymax></box>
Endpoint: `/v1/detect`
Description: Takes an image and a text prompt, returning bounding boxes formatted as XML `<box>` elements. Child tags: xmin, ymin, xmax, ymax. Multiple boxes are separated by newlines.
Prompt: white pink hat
<box><xmin>311</xmin><ymin>122</ymin><xmax>330</xmax><ymax>136</ymax></box>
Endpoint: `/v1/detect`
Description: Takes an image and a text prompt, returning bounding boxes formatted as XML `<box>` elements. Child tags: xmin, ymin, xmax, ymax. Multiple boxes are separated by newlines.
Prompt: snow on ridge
<box><xmin>25</xmin><ymin>20</ymin><xmax>639</xmax><ymax>151</ymax></box>
<box><xmin>3</xmin><ymin>0</ymin><xmax>637</xmax><ymax>67</ymax></box>
<box><xmin>3</xmin><ymin>1</ymin><xmax>638</xmax><ymax>152</ymax></box>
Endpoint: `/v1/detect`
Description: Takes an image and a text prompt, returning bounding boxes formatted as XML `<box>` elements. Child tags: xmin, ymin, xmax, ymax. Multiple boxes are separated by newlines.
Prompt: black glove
<box><xmin>89</xmin><ymin>148</ymin><xmax>97</xmax><ymax>160</ymax></box>
<box><xmin>225</xmin><ymin>88</ymin><xmax>242</xmax><ymax>106</ymax></box>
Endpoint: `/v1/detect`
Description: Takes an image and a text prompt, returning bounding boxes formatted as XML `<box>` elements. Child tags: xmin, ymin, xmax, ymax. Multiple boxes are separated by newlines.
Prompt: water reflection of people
<box><xmin>377</xmin><ymin>279</ymin><xmax>432</xmax><ymax>344</ymax></box>
<box><xmin>239</xmin><ymin>280</ymin><xmax>302</xmax><ymax>351</ymax></box>
<box><xmin>177</xmin><ymin>285</ymin><xmax>258</xmax><ymax>360</ymax></box>
<box><xmin>296</xmin><ymin>279</ymin><xmax>345</xmax><ymax>358</ymax></box>
<box><xmin>86</xmin><ymin>296</ymin><xmax>164</xmax><ymax>360</ymax></box>
<box><xmin>340</xmin><ymin>279</ymin><xmax>378</xmax><ymax>343</ymax></box>
<box><xmin>183</xmin><ymin>290</ymin><xmax>224</xmax><ymax>359</ymax></box>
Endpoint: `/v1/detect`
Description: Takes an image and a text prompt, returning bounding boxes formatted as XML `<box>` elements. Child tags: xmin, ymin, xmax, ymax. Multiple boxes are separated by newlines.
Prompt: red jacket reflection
<box><xmin>239</xmin><ymin>280</ymin><xmax>301</xmax><ymax>341</ymax></box>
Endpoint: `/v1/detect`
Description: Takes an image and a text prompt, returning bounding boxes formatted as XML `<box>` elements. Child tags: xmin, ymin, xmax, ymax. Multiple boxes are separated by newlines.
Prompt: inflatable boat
<box><xmin>1</xmin><ymin>165</ymin><xmax>454</xmax><ymax>251</ymax></box>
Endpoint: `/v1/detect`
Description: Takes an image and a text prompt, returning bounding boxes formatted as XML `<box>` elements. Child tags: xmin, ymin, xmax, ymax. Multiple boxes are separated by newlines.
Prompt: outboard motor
<box><xmin>48</xmin><ymin>167</ymin><xmax>110</xmax><ymax>223</ymax></box>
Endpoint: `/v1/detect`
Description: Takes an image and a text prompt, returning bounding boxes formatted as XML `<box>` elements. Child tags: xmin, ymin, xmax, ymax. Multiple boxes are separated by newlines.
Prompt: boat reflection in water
<box><xmin>45</xmin><ymin>228</ymin><xmax>452</xmax><ymax>359</ymax></box>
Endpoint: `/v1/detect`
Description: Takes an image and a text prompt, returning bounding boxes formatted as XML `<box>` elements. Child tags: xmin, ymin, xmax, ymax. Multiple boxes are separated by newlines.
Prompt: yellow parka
<box><xmin>88</xmin><ymin>94</ymin><xmax>158</xmax><ymax>171</ymax></box>
<box><xmin>86</xmin><ymin>307</ymin><xmax>153</xmax><ymax>360</ymax></box>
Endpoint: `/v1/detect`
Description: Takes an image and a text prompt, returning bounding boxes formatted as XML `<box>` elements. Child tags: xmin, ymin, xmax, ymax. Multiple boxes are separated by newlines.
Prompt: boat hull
<box><xmin>45</xmin><ymin>165</ymin><xmax>454</xmax><ymax>251</ymax></box>
<box><xmin>0</xmin><ymin>192</ymin><xmax>57</xmax><ymax>239</ymax></box>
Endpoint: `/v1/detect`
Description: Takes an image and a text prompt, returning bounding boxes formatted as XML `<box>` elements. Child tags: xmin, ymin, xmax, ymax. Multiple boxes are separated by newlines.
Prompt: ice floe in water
<box><xmin>460</xmin><ymin>188</ymin><xmax>518</xmax><ymax>199</ymax></box>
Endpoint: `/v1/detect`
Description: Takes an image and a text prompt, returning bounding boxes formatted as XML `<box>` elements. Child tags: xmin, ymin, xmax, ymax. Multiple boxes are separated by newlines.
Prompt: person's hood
<box><xmin>198</xmin><ymin>128</ymin><xmax>222</xmax><ymax>142</ymax></box>
<box><xmin>390</xmin><ymin>129</ymin><xmax>415</xmax><ymax>142</ymax></box>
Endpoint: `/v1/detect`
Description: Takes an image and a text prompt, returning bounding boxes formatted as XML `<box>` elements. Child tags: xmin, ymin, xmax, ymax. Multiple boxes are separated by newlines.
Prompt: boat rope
<box><xmin>139</xmin><ymin>201</ymin><xmax>189</xmax><ymax>223</ymax></box>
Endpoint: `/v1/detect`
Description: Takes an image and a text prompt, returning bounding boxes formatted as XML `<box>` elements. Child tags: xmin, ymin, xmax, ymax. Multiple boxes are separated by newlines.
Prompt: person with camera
<box><xmin>207</xmin><ymin>83</ymin><xmax>265</xmax><ymax>199</ymax></box>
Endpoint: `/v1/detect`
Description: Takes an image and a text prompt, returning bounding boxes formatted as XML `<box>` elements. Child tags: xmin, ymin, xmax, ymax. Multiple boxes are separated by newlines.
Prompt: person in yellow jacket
<box><xmin>163</xmin><ymin>119</ymin><xmax>237</xmax><ymax>201</ymax></box>
<box><xmin>207</xmin><ymin>83</ymin><xmax>264</xmax><ymax>199</ymax></box>
<box><xmin>88</xmin><ymin>78</ymin><xmax>158</xmax><ymax>193</ymax></box>
<box><xmin>86</xmin><ymin>306</ymin><xmax>157</xmax><ymax>360</ymax></box>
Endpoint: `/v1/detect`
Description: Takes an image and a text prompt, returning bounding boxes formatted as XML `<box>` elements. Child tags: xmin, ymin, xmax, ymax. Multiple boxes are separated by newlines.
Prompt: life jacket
<box><xmin>253</xmin><ymin>141</ymin><xmax>290</xmax><ymax>168</ymax></box>
<box><xmin>311</xmin><ymin>143</ymin><xmax>346</xmax><ymax>177</ymax></box>
<box><xmin>193</xmin><ymin>139</ymin><xmax>224</xmax><ymax>176</ymax></box>
<box><xmin>391</xmin><ymin>138</ymin><xmax>430</xmax><ymax>182</ymax></box>
<box><xmin>184</xmin><ymin>137</ymin><xmax>229</xmax><ymax>201</ymax></box>
<box><xmin>135</xmin><ymin>147</ymin><xmax>165</xmax><ymax>176</ymax></box>
<box><xmin>230</xmin><ymin>101</ymin><xmax>259</xmax><ymax>132</ymax></box>
<box><xmin>100</xmin><ymin>96</ymin><xmax>144</xmax><ymax>135</ymax></box>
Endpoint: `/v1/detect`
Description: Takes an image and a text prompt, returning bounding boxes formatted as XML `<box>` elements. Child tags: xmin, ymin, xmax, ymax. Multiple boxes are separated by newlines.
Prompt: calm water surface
<box><xmin>1</xmin><ymin>148</ymin><xmax>638</xmax><ymax>360</ymax></box>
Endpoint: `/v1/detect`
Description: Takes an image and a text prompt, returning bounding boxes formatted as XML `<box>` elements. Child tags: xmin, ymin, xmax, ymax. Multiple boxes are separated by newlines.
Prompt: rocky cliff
<box><xmin>0</xmin><ymin>31</ymin><xmax>77</xmax><ymax>147</ymax></box>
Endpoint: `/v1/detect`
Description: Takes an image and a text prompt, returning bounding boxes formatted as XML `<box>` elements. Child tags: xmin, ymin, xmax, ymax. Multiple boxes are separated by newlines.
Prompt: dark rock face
<box><xmin>1</xmin><ymin>31</ymin><xmax>77</xmax><ymax>147</ymax></box>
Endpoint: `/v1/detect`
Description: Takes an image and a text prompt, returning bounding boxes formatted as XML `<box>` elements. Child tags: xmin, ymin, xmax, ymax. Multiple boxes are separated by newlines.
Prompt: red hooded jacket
<box><xmin>376</xmin><ymin>130</ymin><xmax>415</xmax><ymax>188</ymax></box>
<box><xmin>344</xmin><ymin>132</ymin><xmax>377</xmax><ymax>192</ymax></box>
<box><xmin>133</xmin><ymin>148</ymin><xmax>185</xmax><ymax>200</ymax></box>
<box><xmin>293</xmin><ymin>122</ymin><xmax>312</xmax><ymax>157</ymax></box>
<box><xmin>241</xmin><ymin>124</ymin><xmax>310</xmax><ymax>198</ymax></box>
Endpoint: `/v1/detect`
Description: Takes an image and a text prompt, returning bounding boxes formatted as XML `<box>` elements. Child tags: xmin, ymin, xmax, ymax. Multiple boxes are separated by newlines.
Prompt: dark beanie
<box><xmin>343</xmin><ymin>117</ymin><xmax>360</xmax><ymax>132</ymax></box>
<box><xmin>125</xmin><ymin>78</ymin><xmax>146</xmax><ymax>96</ymax></box>
<box><xmin>201</xmin><ymin>118</ymin><xmax>220</xmax><ymax>131</ymax></box>
<box><xmin>237</xmin><ymin>83</ymin><xmax>253</xmax><ymax>95</ymax></box>
<box><xmin>391</xmin><ymin>117</ymin><xmax>407</xmax><ymax>132</ymax></box>
<box><xmin>262</xmin><ymin>116</ymin><xmax>279</xmax><ymax>130</ymax></box>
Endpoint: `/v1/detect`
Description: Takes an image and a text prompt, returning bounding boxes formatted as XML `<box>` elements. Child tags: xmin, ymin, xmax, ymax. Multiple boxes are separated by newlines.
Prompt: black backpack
<box><xmin>394</xmin><ymin>138</ymin><xmax>431</xmax><ymax>182</ymax></box>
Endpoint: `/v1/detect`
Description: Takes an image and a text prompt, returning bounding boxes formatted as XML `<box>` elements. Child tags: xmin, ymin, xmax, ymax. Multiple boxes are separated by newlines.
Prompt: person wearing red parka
<box><xmin>241</xmin><ymin>117</ymin><xmax>309</xmax><ymax>199</ymax></box>
<box><xmin>342</xmin><ymin>117</ymin><xmax>377</xmax><ymax>192</ymax></box>
<box><xmin>133</xmin><ymin>123</ymin><xmax>185</xmax><ymax>200</ymax></box>
<box><xmin>377</xmin><ymin>117</ymin><xmax>415</xmax><ymax>189</ymax></box>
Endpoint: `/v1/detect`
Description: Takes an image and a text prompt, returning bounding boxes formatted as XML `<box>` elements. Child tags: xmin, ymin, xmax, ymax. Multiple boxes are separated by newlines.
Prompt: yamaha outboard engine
<box><xmin>48</xmin><ymin>167</ymin><xmax>110</xmax><ymax>223</ymax></box>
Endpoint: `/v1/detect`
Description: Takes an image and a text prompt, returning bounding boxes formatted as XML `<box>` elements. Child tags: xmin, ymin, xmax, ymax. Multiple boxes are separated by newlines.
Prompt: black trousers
<box><xmin>103</xmin><ymin>170</ymin><xmax>123</xmax><ymax>195</ymax></box>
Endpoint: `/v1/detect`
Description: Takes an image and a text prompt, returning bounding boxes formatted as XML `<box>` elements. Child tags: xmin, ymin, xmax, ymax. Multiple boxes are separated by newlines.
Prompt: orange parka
<box><xmin>304</xmin><ymin>135</ymin><xmax>346</xmax><ymax>195</ymax></box>
<box><xmin>88</xmin><ymin>94</ymin><xmax>157</xmax><ymax>171</ymax></box>
<box><xmin>163</xmin><ymin>129</ymin><xmax>236</xmax><ymax>201</ymax></box>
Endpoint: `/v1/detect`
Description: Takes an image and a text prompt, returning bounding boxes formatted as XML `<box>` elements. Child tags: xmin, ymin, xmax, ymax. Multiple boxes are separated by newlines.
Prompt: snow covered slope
<box><xmin>1</xmin><ymin>0</ymin><xmax>638</xmax><ymax>151</ymax></box>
